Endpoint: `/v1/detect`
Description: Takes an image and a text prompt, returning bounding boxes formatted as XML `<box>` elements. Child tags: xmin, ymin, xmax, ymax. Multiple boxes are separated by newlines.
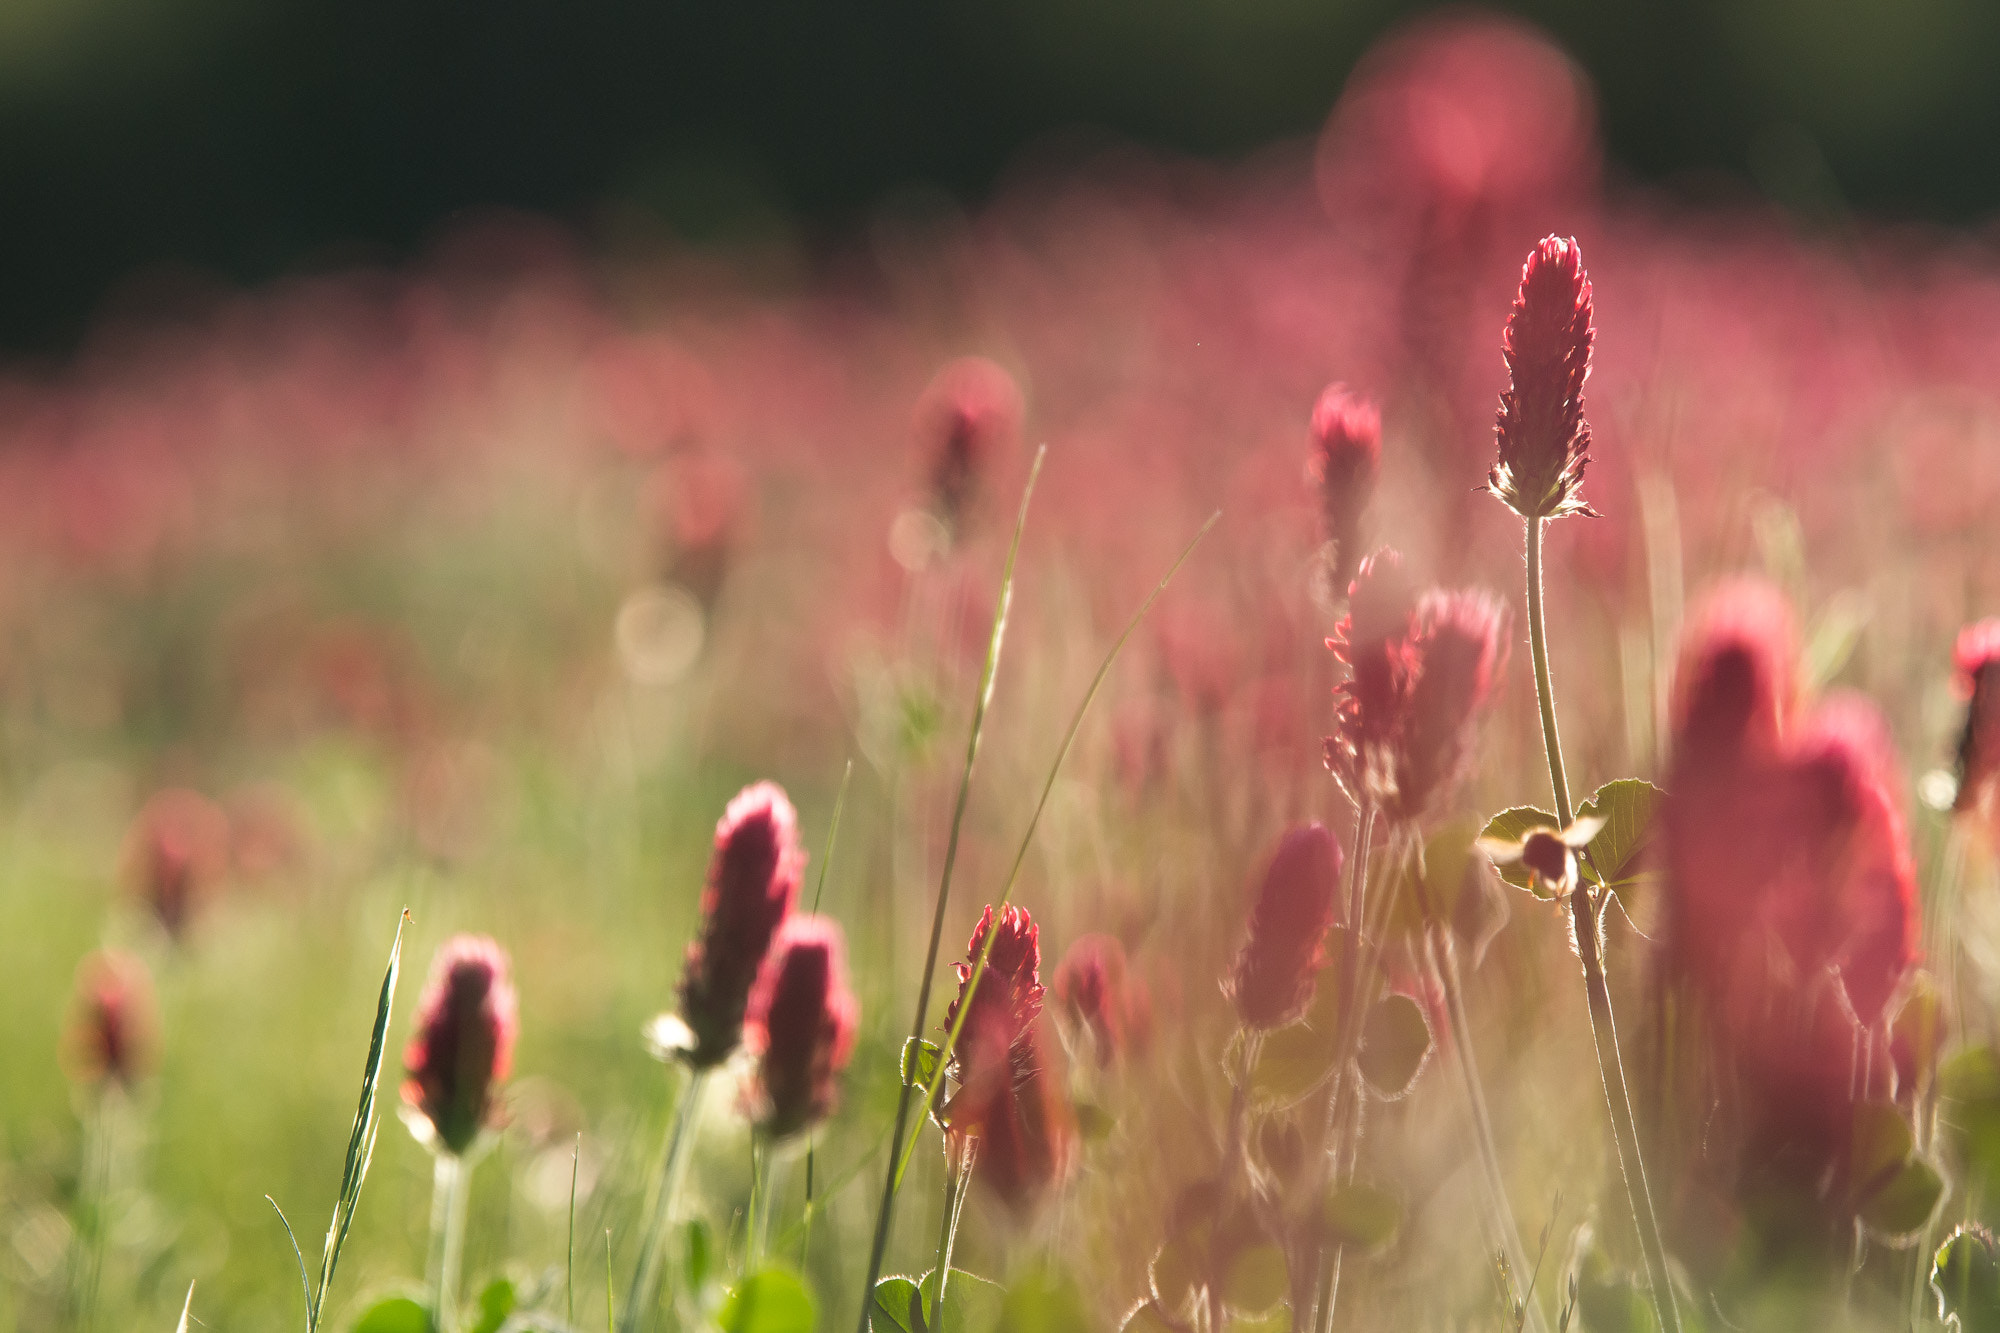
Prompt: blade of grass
<box><xmin>605</xmin><ymin>1230</ymin><xmax>616</xmax><ymax>1333</ymax></box>
<box><xmin>569</xmin><ymin>1135</ymin><xmax>581</xmax><ymax>1331</ymax></box>
<box><xmin>175</xmin><ymin>1282</ymin><xmax>195</xmax><ymax>1333</ymax></box>
<box><xmin>810</xmin><ymin>759</ymin><xmax>854</xmax><ymax>915</ymax></box>
<box><xmin>309</xmin><ymin>909</ymin><xmax>409</xmax><ymax>1328</ymax></box>
<box><xmin>856</xmin><ymin>446</ymin><xmax>1046</xmax><ymax>1333</ymax></box>
<box><xmin>896</xmin><ymin>509</ymin><xmax>1219</xmax><ymax>1187</ymax></box>
<box><xmin>268</xmin><ymin>1197</ymin><xmax>311</xmax><ymax>1330</ymax></box>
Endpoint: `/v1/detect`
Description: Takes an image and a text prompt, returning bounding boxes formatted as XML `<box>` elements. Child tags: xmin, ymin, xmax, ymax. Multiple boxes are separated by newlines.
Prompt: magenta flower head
<box><xmin>915</xmin><ymin>357</ymin><xmax>1022</xmax><ymax>538</ymax></box>
<box><xmin>743</xmin><ymin>914</ymin><xmax>858</xmax><ymax>1140</ymax></box>
<box><xmin>677</xmin><ymin>781</ymin><xmax>804</xmax><ymax>1069</ymax></box>
<box><xmin>402</xmin><ymin>934</ymin><xmax>518</xmax><ymax>1156</ymax></box>
<box><xmin>1052</xmin><ymin>933</ymin><xmax>1152</xmax><ymax>1067</ymax></box>
<box><xmin>1226</xmin><ymin>824</ymin><xmax>1345</xmax><ymax>1030</ymax></box>
<box><xmin>1953</xmin><ymin>619</ymin><xmax>2000</xmax><ymax>819</ymax></box>
<box><xmin>1488</xmin><ymin>235</ymin><xmax>1597</xmax><ymax>521</ymax></box>
<box><xmin>63</xmin><ymin>950</ymin><xmax>157</xmax><ymax>1090</ymax></box>
<box><xmin>124</xmin><ymin>788</ymin><xmax>231</xmax><ymax>939</ymax></box>
<box><xmin>1307</xmin><ymin>384</ymin><xmax>1383</xmax><ymax>594</ymax></box>
<box><xmin>1326</xmin><ymin>548</ymin><xmax>1420</xmax><ymax>793</ymax></box>
<box><xmin>1388</xmin><ymin>590</ymin><xmax>1511</xmax><ymax>823</ymax></box>
<box><xmin>942</xmin><ymin>905</ymin><xmax>1076</xmax><ymax>1212</ymax></box>
<box><xmin>1669</xmin><ymin>578</ymin><xmax>1797</xmax><ymax>778</ymax></box>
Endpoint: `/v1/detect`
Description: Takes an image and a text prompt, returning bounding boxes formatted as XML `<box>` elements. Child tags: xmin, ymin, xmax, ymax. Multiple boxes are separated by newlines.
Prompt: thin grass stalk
<box><xmin>748</xmin><ymin>1133</ymin><xmax>771</xmax><ymax>1271</ymax></box>
<box><xmin>68</xmin><ymin>1092</ymin><xmax>111</xmax><ymax>1333</ymax></box>
<box><xmin>1911</xmin><ymin>822</ymin><xmax>1968</xmax><ymax>1328</ymax></box>
<box><xmin>894</xmin><ymin>511</ymin><xmax>1221</xmax><ymax>1189</ymax></box>
<box><xmin>622</xmin><ymin>1067</ymin><xmax>711</xmax><ymax>1333</ymax></box>
<box><xmin>855</xmin><ymin>449</ymin><xmax>1046</xmax><ymax>1333</ymax></box>
<box><xmin>1525</xmin><ymin>518</ymin><xmax>1680</xmax><ymax>1333</ymax></box>
<box><xmin>802</xmin><ymin>758</ymin><xmax>855</xmax><ymax>1270</ymax></box>
<box><xmin>1427</xmin><ymin>929</ymin><xmax>1548</xmax><ymax>1333</ymax></box>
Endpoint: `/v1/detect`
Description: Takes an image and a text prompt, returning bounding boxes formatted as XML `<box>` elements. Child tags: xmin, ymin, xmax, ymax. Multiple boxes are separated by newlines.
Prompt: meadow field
<box><xmin>6</xmin><ymin>14</ymin><xmax>2000</xmax><ymax>1333</ymax></box>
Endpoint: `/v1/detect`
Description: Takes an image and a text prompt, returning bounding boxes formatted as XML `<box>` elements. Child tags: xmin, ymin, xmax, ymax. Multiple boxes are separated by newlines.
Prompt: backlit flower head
<box><xmin>915</xmin><ymin>357</ymin><xmax>1023</xmax><ymax>539</ymax></box>
<box><xmin>677</xmin><ymin>781</ymin><xmax>804</xmax><ymax>1069</ymax></box>
<box><xmin>743</xmin><ymin>914</ymin><xmax>858</xmax><ymax>1140</ymax></box>
<box><xmin>64</xmin><ymin>950</ymin><xmax>157</xmax><ymax>1090</ymax></box>
<box><xmin>1488</xmin><ymin>236</ymin><xmax>1597</xmax><ymax>521</ymax></box>
<box><xmin>1952</xmin><ymin>618</ymin><xmax>2000</xmax><ymax>818</ymax></box>
<box><xmin>1326</xmin><ymin>555</ymin><xmax>1509</xmax><ymax>821</ymax></box>
<box><xmin>1307</xmin><ymin>384</ymin><xmax>1383</xmax><ymax>595</ymax></box>
<box><xmin>1053</xmin><ymin>933</ymin><xmax>1153</xmax><ymax>1067</ymax></box>
<box><xmin>942</xmin><ymin>905</ymin><xmax>1075</xmax><ymax>1211</ymax></box>
<box><xmin>1225</xmin><ymin>824</ymin><xmax>1345</xmax><ymax>1030</ymax></box>
<box><xmin>1670</xmin><ymin>578</ymin><xmax>1797</xmax><ymax>774</ymax></box>
<box><xmin>124</xmin><ymin>788</ymin><xmax>231</xmax><ymax>939</ymax></box>
<box><xmin>402</xmin><ymin>934</ymin><xmax>518</xmax><ymax>1156</ymax></box>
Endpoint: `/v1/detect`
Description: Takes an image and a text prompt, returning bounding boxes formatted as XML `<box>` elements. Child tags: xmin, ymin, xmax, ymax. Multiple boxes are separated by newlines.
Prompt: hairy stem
<box><xmin>623</xmin><ymin>1067</ymin><xmax>709</xmax><ymax>1333</ymax></box>
<box><xmin>1311</xmin><ymin>802</ymin><xmax>1376</xmax><ymax>1333</ymax></box>
<box><xmin>1527</xmin><ymin>517</ymin><xmax>1680</xmax><ymax>1333</ymax></box>
<box><xmin>428</xmin><ymin>1152</ymin><xmax>472</xmax><ymax>1333</ymax></box>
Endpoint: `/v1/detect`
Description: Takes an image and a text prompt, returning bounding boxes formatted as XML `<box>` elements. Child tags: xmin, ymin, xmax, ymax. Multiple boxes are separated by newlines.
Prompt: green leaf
<box><xmin>1219</xmin><ymin>1246</ymin><xmax>1288</xmax><ymax>1317</ymax></box>
<box><xmin>873</xmin><ymin>1278</ymin><xmax>923</xmax><ymax>1333</ymax></box>
<box><xmin>467</xmin><ymin>1280</ymin><xmax>515</xmax><ymax>1333</ymax></box>
<box><xmin>1224</xmin><ymin>1310</ymin><xmax>1289</xmax><ymax>1333</ymax></box>
<box><xmin>685</xmin><ymin>1218</ymin><xmax>716</xmax><ymax>1296</ymax></box>
<box><xmin>918</xmin><ymin>1268</ymin><xmax>1005</xmax><ymax>1333</ymax></box>
<box><xmin>1252</xmin><ymin>956</ymin><xmax>1347</xmax><ymax>1109</ymax></box>
<box><xmin>1861</xmin><ymin>1155</ymin><xmax>1945</xmax><ymax>1243</ymax></box>
<box><xmin>997</xmin><ymin>1268</ymin><xmax>1097</xmax><ymax>1333</ymax></box>
<box><xmin>1480</xmin><ymin>807</ymin><xmax>1561</xmax><ymax>896</ymax></box>
<box><xmin>350</xmin><ymin>1297</ymin><xmax>432</xmax><ymax>1333</ymax></box>
<box><xmin>719</xmin><ymin>1268</ymin><xmax>816</xmax><ymax>1333</ymax></box>
<box><xmin>1357</xmin><ymin>994</ymin><xmax>1431</xmax><ymax>1100</ymax></box>
<box><xmin>902</xmin><ymin>1039</ymin><xmax>943</xmax><ymax>1090</ymax></box>
<box><xmin>1945</xmin><ymin>1046</ymin><xmax>2000</xmax><ymax>1205</ymax></box>
<box><xmin>1073</xmin><ymin>1101</ymin><xmax>1116</xmax><ymax>1142</ymax></box>
<box><xmin>1895</xmin><ymin>972</ymin><xmax>1945</xmax><ymax>1092</ymax></box>
<box><xmin>1320</xmin><ymin>1182</ymin><xmax>1401</xmax><ymax>1253</ymax></box>
<box><xmin>1149</xmin><ymin>1233</ymin><xmax>1206</xmax><ymax>1320</ymax></box>
<box><xmin>1850</xmin><ymin>1100</ymin><xmax>1917</xmax><ymax>1201</ymax></box>
<box><xmin>1574</xmin><ymin>779</ymin><xmax>1663</xmax><ymax>907</ymax></box>
<box><xmin>1936</xmin><ymin>1226</ymin><xmax>2000</xmax><ymax>1333</ymax></box>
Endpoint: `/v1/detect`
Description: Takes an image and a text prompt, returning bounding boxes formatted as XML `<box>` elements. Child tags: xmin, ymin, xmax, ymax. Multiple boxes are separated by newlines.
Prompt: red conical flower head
<box><xmin>64</xmin><ymin>951</ymin><xmax>157</xmax><ymax>1089</ymax></box>
<box><xmin>678</xmin><ymin>781</ymin><xmax>804</xmax><ymax>1068</ymax></box>
<box><xmin>1226</xmin><ymin>824</ymin><xmax>1345</xmax><ymax>1030</ymax></box>
<box><xmin>1307</xmin><ymin>384</ymin><xmax>1383</xmax><ymax>595</ymax></box>
<box><xmin>1953</xmin><ymin>619</ymin><xmax>2000</xmax><ymax>819</ymax></box>
<box><xmin>1052</xmin><ymin>933</ymin><xmax>1153</xmax><ymax>1067</ymax></box>
<box><xmin>402</xmin><ymin>934</ymin><xmax>518</xmax><ymax>1156</ymax></box>
<box><xmin>744</xmin><ymin>914</ymin><xmax>858</xmax><ymax>1140</ymax></box>
<box><xmin>1488</xmin><ymin>236</ymin><xmax>1596</xmax><ymax>521</ymax></box>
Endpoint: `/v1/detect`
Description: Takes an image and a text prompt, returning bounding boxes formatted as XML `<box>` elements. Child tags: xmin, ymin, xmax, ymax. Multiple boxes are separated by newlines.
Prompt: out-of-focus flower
<box><xmin>63</xmin><ymin>951</ymin><xmax>157</xmax><ymax>1090</ymax></box>
<box><xmin>1952</xmin><ymin>619</ymin><xmax>2000</xmax><ymax>819</ymax></box>
<box><xmin>124</xmin><ymin>789</ymin><xmax>232</xmax><ymax>939</ymax></box>
<box><xmin>1488</xmin><ymin>236</ymin><xmax>1597</xmax><ymax>522</ymax></box>
<box><xmin>1325</xmin><ymin>557</ymin><xmax>1508</xmax><ymax>822</ymax></box>
<box><xmin>743</xmin><ymin>914</ymin><xmax>858</xmax><ymax>1140</ymax></box>
<box><xmin>942</xmin><ymin>905</ymin><xmax>1075</xmax><ymax>1212</ymax></box>
<box><xmin>402</xmin><ymin>935</ymin><xmax>518</xmax><ymax>1156</ymax></box>
<box><xmin>1225</xmin><ymin>824</ymin><xmax>1344</xmax><ymax>1030</ymax></box>
<box><xmin>676</xmin><ymin>781</ymin><xmax>804</xmax><ymax>1069</ymax></box>
<box><xmin>1052</xmin><ymin>933</ymin><xmax>1153</xmax><ymax>1067</ymax></box>
<box><xmin>1307</xmin><ymin>384</ymin><xmax>1383</xmax><ymax>596</ymax></box>
<box><xmin>1670</xmin><ymin>579</ymin><xmax>1798</xmax><ymax>771</ymax></box>
<box><xmin>914</xmin><ymin>358</ymin><xmax>1022</xmax><ymax>539</ymax></box>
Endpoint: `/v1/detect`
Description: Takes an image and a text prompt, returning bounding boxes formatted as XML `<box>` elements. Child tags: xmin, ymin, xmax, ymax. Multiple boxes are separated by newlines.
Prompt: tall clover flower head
<box><xmin>1307</xmin><ymin>383</ymin><xmax>1383</xmax><ymax>595</ymax></box>
<box><xmin>402</xmin><ymin>934</ymin><xmax>517</xmax><ymax>1157</ymax></box>
<box><xmin>64</xmin><ymin>950</ymin><xmax>157</xmax><ymax>1090</ymax></box>
<box><xmin>1391</xmin><ymin>590</ymin><xmax>1511</xmax><ymax>823</ymax></box>
<box><xmin>743</xmin><ymin>914</ymin><xmax>857</xmax><ymax>1140</ymax></box>
<box><xmin>1669</xmin><ymin>578</ymin><xmax>1797</xmax><ymax>774</ymax></box>
<box><xmin>676</xmin><ymin>781</ymin><xmax>804</xmax><ymax>1068</ymax></box>
<box><xmin>1488</xmin><ymin>235</ymin><xmax>1597</xmax><ymax>521</ymax></box>
<box><xmin>1952</xmin><ymin>618</ymin><xmax>2000</xmax><ymax>818</ymax></box>
<box><xmin>125</xmin><ymin>788</ymin><xmax>230</xmax><ymax>940</ymax></box>
<box><xmin>1226</xmin><ymin>823</ymin><xmax>1344</xmax><ymax>1030</ymax></box>
<box><xmin>1053</xmin><ymin>933</ymin><xmax>1152</xmax><ymax>1067</ymax></box>
<box><xmin>916</xmin><ymin>357</ymin><xmax>1023</xmax><ymax>538</ymax></box>
<box><xmin>942</xmin><ymin>905</ymin><xmax>1074</xmax><ymax>1212</ymax></box>
<box><xmin>1325</xmin><ymin>553</ymin><xmax>1508</xmax><ymax>821</ymax></box>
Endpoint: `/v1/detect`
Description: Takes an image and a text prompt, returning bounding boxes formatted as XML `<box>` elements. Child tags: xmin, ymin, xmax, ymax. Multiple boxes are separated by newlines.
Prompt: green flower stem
<box><xmin>1911</xmin><ymin>822</ymin><xmax>1967</xmax><ymax>1328</ymax></box>
<box><xmin>428</xmin><ymin>1152</ymin><xmax>472</xmax><ymax>1333</ymax></box>
<box><xmin>1310</xmin><ymin>802</ymin><xmax>1375</xmax><ymax>1333</ymax></box>
<box><xmin>623</xmin><ymin>1067</ymin><xmax>709</xmax><ymax>1333</ymax></box>
<box><xmin>1526</xmin><ymin>517</ymin><xmax>1680</xmax><ymax>1333</ymax></box>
